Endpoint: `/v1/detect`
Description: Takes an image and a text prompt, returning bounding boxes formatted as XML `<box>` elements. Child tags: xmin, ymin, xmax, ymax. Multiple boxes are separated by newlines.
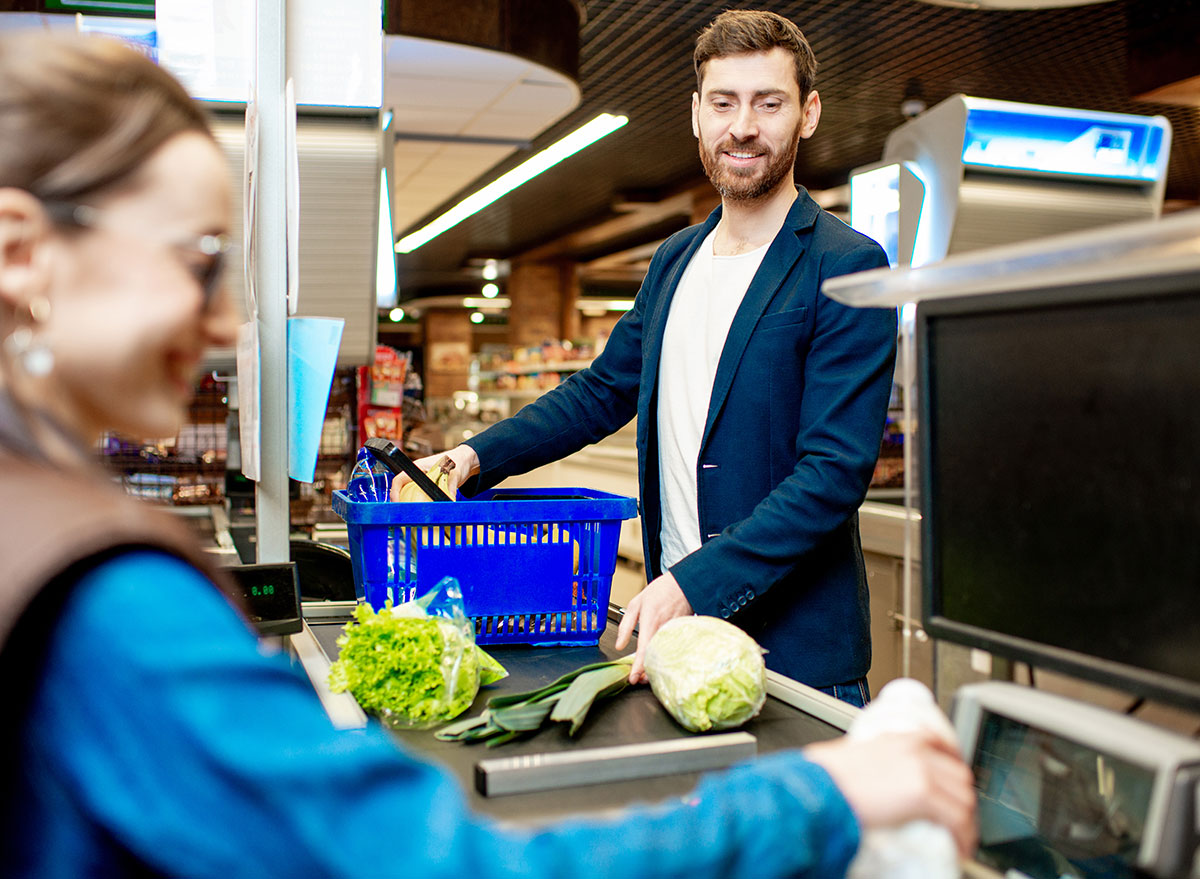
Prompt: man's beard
<box><xmin>699</xmin><ymin>124</ymin><xmax>802</xmax><ymax>202</ymax></box>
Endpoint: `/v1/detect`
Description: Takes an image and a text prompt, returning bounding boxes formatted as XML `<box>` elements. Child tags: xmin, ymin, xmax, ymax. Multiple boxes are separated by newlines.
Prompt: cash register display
<box><xmin>973</xmin><ymin>709</ymin><xmax>1155</xmax><ymax>879</ymax></box>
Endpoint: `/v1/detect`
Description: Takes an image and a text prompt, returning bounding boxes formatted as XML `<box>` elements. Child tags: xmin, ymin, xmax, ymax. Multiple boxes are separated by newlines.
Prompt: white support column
<box><xmin>254</xmin><ymin>0</ymin><xmax>290</xmax><ymax>563</ymax></box>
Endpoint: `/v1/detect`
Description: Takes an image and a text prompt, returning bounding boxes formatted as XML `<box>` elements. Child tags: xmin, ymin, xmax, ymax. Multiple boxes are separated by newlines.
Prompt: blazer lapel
<box><xmin>700</xmin><ymin>191</ymin><xmax>819</xmax><ymax>450</ymax></box>
<box><xmin>640</xmin><ymin>208</ymin><xmax>722</xmax><ymax>402</ymax></box>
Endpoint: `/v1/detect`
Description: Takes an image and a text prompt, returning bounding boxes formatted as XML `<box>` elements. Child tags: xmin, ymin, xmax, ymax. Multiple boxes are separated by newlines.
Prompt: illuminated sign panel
<box><xmin>961</xmin><ymin>99</ymin><xmax>1169</xmax><ymax>182</ymax></box>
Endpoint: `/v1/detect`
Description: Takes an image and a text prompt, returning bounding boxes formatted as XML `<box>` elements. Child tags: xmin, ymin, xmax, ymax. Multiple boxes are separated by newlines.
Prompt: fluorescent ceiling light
<box><xmin>576</xmin><ymin>299</ymin><xmax>635</xmax><ymax>313</ymax></box>
<box><xmin>396</xmin><ymin>113</ymin><xmax>629</xmax><ymax>253</ymax></box>
<box><xmin>462</xmin><ymin>296</ymin><xmax>510</xmax><ymax>309</ymax></box>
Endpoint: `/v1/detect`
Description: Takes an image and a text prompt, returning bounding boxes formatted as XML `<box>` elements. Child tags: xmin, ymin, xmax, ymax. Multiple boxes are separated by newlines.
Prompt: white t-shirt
<box><xmin>656</xmin><ymin>227</ymin><xmax>770</xmax><ymax>572</ymax></box>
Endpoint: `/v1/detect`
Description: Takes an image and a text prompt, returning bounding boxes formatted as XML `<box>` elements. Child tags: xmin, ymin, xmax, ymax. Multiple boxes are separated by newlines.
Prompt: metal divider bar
<box><xmin>765</xmin><ymin>670</ymin><xmax>861</xmax><ymax>733</ymax></box>
<box><xmin>288</xmin><ymin>621</ymin><xmax>367</xmax><ymax>730</ymax></box>
<box><xmin>474</xmin><ymin>732</ymin><xmax>758</xmax><ymax>797</ymax></box>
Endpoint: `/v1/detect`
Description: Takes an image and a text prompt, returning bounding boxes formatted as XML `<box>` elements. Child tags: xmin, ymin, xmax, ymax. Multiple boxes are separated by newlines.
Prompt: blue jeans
<box><xmin>815</xmin><ymin>677</ymin><xmax>870</xmax><ymax>708</ymax></box>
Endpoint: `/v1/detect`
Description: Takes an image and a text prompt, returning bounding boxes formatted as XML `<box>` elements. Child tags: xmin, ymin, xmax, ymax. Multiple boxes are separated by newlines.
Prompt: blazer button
<box><xmin>720</xmin><ymin>607</ymin><xmax>731</xmax><ymax>619</ymax></box>
<box><xmin>738</xmin><ymin>595</ymin><xmax>748</xmax><ymax>607</ymax></box>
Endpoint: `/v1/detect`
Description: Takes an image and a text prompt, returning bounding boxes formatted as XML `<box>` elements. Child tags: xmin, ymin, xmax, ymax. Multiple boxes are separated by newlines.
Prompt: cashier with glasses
<box><xmin>0</xmin><ymin>31</ymin><xmax>975</xmax><ymax>878</ymax></box>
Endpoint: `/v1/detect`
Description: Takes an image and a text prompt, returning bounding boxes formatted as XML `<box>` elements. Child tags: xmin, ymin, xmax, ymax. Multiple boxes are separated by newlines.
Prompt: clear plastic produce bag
<box><xmin>346</xmin><ymin>446</ymin><xmax>460</xmax><ymax>582</ymax></box>
<box><xmin>328</xmin><ymin>575</ymin><xmax>506</xmax><ymax>729</ymax></box>
<box><xmin>348</xmin><ymin>445</ymin><xmax>389</xmax><ymax>500</ymax></box>
<box><xmin>347</xmin><ymin>449</ymin><xmax>417</xmax><ymax>581</ymax></box>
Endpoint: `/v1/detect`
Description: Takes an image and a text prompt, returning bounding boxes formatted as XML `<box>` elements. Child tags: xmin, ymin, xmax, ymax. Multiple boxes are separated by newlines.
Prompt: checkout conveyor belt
<box><xmin>305</xmin><ymin>609</ymin><xmax>849</xmax><ymax>826</ymax></box>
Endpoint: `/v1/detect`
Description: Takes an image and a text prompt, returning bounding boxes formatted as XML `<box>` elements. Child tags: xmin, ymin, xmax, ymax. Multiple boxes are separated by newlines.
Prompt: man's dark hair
<box><xmin>694</xmin><ymin>10</ymin><xmax>818</xmax><ymax>99</ymax></box>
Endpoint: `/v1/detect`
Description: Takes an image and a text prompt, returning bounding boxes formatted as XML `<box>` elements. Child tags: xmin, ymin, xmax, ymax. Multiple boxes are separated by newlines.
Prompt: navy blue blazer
<box><xmin>465</xmin><ymin>189</ymin><xmax>897</xmax><ymax>687</ymax></box>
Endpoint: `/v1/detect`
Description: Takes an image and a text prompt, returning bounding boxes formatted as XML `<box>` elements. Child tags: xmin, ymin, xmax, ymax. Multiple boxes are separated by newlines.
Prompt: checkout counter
<box><xmin>279</xmin><ymin>206</ymin><xmax>1200</xmax><ymax>878</ymax></box>
<box><xmin>294</xmin><ymin>606</ymin><xmax>853</xmax><ymax>825</ymax></box>
<box><xmin>282</xmin><ymin>590</ymin><xmax>1200</xmax><ymax>878</ymax></box>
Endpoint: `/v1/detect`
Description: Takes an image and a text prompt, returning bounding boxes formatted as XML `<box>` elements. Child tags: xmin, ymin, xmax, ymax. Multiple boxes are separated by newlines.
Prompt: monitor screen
<box><xmin>973</xmin><ymin>710</ymin><xmax>1154</xmax><ymax>879</ymax></box>
<box><xmin>919</xmin><ymin>271</ymin><xmax>1200</xmax><ymax>709</ymax></box>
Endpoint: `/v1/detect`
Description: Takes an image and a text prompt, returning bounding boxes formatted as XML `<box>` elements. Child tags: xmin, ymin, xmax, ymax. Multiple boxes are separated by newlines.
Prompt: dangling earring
<box><xmin>3</xmin><ymin>295</ymin><xmax>53</xmax><ymax>377</ymax></box>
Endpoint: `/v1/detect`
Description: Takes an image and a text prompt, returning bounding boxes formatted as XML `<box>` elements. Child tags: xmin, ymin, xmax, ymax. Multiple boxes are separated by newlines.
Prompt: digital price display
<box><xmin>223</xmin><ymin>562</ymin><xmax>302</xmax><ymax>637</ymax></box>
<box><xmin>955</xmin><ymin>683</ymin><xmax>1200</xmax><ymax>879</ymax></box>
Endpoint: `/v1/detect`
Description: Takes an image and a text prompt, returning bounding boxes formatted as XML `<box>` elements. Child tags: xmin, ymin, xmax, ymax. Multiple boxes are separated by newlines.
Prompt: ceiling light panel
<box><xmin>392</xmin><ymin>144</ymin><xmax>515</xmax><ymax>231</ymax></box>
<box><xmin>385</xmin><ymin>34</ymin><xmax>582</xmax><ymax>242</ymax></box>
<box><xmin>491</xmin><ymin>80</ymin><xmax>580</xmax><ymax>116</ymax></box>
<box><xmin>396</xmin><ymin>113</ymin><xmax>629</xmax><ymax>253</ymax></box>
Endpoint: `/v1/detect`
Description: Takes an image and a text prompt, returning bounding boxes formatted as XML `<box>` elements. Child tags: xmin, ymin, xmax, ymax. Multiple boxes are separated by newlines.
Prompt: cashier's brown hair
<box><xmin>0</xmin><ymin>30</ymin><xmax>212</xmax><ymax>205</ymax></box>
<box><xmin>694</xmin><ymin>10</ymin><xmax>818</xmax><ymax>99</ymax></box>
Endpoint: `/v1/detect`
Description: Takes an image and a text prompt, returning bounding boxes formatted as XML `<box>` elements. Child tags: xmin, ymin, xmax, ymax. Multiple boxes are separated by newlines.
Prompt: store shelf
<box><xmin>479</xmin><ymin>358</ymin><xmax>593</xmax><ymax>377</ymax></box>
<box><xmin>478</xmin><ymin>389</ymin><xmax>547</xmax><ymax>399</ymax></box>
<box><xmin>101</xmin><ymin>455</ymin><xmax>226</xmax><ymax>475</ymax></box>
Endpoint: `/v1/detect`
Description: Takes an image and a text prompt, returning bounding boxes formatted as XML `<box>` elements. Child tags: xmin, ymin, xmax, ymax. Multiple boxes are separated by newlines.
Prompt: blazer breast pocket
<box><xmin>756</xmin><ymin>306</ymin><xmax>810</xmax><ymax>331</ymax></box>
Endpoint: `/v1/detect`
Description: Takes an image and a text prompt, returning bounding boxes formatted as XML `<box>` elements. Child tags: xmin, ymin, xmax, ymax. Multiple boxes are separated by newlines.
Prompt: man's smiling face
<box><xmin>692</xmin><ymin>47</ymin><xmax>820</xmax><ymax>202</ymax></box>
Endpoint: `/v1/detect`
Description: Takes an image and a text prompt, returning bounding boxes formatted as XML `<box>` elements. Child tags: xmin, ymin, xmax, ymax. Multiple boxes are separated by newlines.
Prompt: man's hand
<box><xmin>388</xmin><ymin>444</ymin><xmax>480</xmax><ymax>501</ymax></box>
<box><xmin>614</xmin><ymin>571</ymin><xmax>693</xmax><ymax>684</ymax></box>
<box><xmin>803</xmin><ymin>731</ymin><xmax>978</xmax><ymax>858</ymax></box>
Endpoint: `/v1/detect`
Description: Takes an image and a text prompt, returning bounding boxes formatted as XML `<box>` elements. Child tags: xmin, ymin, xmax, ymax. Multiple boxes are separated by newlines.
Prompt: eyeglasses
<box><xmin>41</xmin><ymin>199</ymin><xmax>232</xmax><ymax>309</ymax></box>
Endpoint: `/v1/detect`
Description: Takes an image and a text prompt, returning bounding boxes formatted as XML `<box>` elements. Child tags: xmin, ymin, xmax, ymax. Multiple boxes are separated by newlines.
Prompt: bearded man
<box><xmin>403</xmin><ymin>10</ymin><xmax>898</xmax><ymax>705</ymax></box>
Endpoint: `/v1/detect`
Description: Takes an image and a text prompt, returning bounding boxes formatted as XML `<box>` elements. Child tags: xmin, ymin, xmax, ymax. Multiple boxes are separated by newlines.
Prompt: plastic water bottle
<box><xmin>846</xmin><ymin>678</ymin><xmax>962</xmax><ymax>879</ymax></box>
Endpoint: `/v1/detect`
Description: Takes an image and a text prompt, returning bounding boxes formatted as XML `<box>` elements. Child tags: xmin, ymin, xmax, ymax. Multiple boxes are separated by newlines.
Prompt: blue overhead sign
<box><xmin>960</xmin><ymin>98</ymin><xmax>1169</xmax><ymax>182</ymax></box>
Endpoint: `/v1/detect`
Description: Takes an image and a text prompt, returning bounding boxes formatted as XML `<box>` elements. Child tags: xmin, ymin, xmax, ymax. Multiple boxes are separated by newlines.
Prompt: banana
<box><xmin>478</xmin><ymin>524</ymin><xmax>580</xmax><ymax>574</ymax></box>
<box><xmin>394</xmin><ymin>456</ymin><xmax>458</xmax><ymax>551</ymax></box>
<box><xmin>395</xmin><ymin>455</ymin><xmax>455</xmax><ymax>503</ymax></box>
<box><xmin>393</xmin><ymin>459</ymin><xmax>579</xmax><ymax>574</ymax></box>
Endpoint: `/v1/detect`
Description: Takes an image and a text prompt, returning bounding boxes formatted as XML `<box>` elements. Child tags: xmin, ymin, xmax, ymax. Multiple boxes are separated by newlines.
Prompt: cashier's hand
<box><xmin>614</xmin><ymin>572</ymin><xmax>693</xmax><ymax>684</ymax></box>
<box><xmin>389</xmin><ymin>444</ymin><xmax>480</xmax><ymax>501</ymax></box>
<box><xmin>803</xmin><ymin>730</ymin><xmax>978</xmax><ymax>858</ymax></box>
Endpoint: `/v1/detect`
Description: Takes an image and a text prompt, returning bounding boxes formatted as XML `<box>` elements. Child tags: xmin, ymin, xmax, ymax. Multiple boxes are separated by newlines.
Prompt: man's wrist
<box><xmin>456</xmin><ymin>443</ymin><xmax>480</xmax><ymax>477</ymax></box>
<box><xmin>666</xmin><ymin>556</ymin><xmax>712</xmax><ymax>617</ymax></box>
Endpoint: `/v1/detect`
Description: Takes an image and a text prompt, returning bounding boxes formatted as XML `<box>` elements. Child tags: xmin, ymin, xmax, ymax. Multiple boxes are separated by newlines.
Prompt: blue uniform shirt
<box><xmin>10</xmin><ymin>551</ymin><xmax>860</xmax><ymax>878</ymax></box>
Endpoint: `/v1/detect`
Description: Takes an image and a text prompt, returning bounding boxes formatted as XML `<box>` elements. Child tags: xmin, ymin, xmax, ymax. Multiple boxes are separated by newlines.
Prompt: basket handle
<box><xmin>363</xmin><ymin>438</ymin><xmax>453</xmax><ymax>502</ymax></box>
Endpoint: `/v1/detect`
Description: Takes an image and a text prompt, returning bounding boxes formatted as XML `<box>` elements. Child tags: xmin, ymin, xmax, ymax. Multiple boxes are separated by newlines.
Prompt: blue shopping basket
<box><xmin>332</xmin><ymin>473</ymin><xmax>637</xmax><ymax>646</ymax></box>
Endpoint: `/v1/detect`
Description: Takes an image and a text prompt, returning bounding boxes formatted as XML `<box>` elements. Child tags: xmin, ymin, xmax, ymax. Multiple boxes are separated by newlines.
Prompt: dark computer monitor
<box><xmin>918</xmin><ymin>269</ymin><xmax>1200</xmax><ymax>710</ymax></box>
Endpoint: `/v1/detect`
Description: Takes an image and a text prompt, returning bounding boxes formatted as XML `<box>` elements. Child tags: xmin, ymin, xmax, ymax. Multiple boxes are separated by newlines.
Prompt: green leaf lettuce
<box><xmin>328</xmin><ymin>602</ymin><xmax>481</xmax><ymax>729</ymax></box>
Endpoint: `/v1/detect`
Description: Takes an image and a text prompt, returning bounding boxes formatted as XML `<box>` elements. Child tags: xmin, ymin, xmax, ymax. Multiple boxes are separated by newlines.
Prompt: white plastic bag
<box><xmin>845</xmin><ymin>678</ymin><xmax>962</xmax><ymax>879</ymax></box>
